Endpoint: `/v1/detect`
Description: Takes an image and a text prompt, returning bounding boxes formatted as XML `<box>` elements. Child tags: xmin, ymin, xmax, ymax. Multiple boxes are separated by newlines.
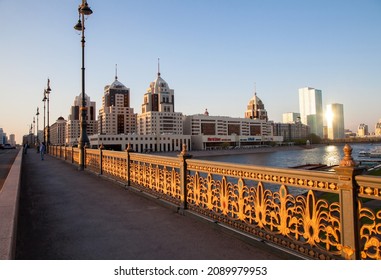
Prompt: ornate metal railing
<box><xmin>48</xmin><ymin>144</ymin><xmax>381</xmax><ymax>260</ymax></box>
<box><xmin>185</xmin><ymin>158</ymin><xmax>342</xmax><ymax>260</ymax></box>
<box><xmin>129</xmin><ymin>153</ymin><xmax>182</xmax><ymax>205</ymax></box>
<box><xmin>354</xmin><ymin>175</ymin><xmax>381</xmax><ymax>260</ymax></box>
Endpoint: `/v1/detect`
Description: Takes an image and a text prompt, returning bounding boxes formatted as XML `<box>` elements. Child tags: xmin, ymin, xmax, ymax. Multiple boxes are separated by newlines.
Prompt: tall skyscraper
<box><xmin>66</xmin><ymin>93</ymin><xmax>97</xmax><ymax>145</ymax></box>
<box><xmin>98</xmin><ymin>75</ymin><xmax>137</xmax><ymax>135</ymax></box>
<box><xmin>298</xmin><ymin>87</ymin><xmax>323</xmax><ymax>137</ymax></box>
<box><xmin>326</xmin><ymin>103</ymin><xmax>344</xmax><ymax>140</ymax></box>
<box><xmin>138</xmin><ymin>68</ymin><xmax>183</xmax><ymax>135</ymax></box>
<box><xmin>90</xmin><ymin>65</ymin><xmax>190</xmax><ymax>152</ymax></box>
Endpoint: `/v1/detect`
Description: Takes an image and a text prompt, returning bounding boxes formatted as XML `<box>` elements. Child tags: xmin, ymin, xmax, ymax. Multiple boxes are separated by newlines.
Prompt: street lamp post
<box><xmin>46</xmin><ymin>78</ymin><xmax>51</xmax><ymax>153</ymax></box>
<box><xmin>74</xmin><ymin>0</ymin><xmax>93</xmax><ymax>170</ymax></box>
<box><xmin>33</xmin><ymin>117</ymin><xmax>36</xmax><ymax>143</ymax></box>
<box><xmin>42</xmin><ymin>90</ymin><xmax>47</xmax><ymax>146</ymax></box>
<box><xmin>36</xmin><ymin>107</ymin><xmax>39</xmax><ymax>144</ymax></box>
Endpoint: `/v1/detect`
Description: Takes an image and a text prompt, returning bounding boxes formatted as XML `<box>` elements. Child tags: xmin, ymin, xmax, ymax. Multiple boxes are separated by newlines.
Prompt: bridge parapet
<box><xmin>48</xmin><ymin>144</ymin><xmax>381</xmax><ymax>260</ymax></box>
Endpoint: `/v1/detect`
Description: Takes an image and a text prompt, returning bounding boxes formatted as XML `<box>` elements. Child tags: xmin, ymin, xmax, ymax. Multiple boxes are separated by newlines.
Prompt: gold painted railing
<box><xmin>48</xmin><ymin>144</ymin><xmax>381</xmax><ymax>260</ymax></box>
<box><xmin>354</xmin><ymin>175</ymin><xmax>381</xmax><ymax>260</ymax></box>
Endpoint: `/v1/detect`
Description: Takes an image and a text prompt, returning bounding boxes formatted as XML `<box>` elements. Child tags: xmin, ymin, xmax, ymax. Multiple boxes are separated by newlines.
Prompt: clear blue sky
<box><xmin>1</xmin><ymin>0</ymin><xmax>380</xmax><ymax>144</ymax></box>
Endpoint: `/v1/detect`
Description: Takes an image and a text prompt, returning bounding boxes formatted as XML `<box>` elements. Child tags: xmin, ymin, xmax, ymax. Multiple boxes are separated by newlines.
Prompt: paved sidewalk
<box><xmin>16</xmin><ymin>152</ymin><xmax>295</xmax><ymax>260</ymax></box>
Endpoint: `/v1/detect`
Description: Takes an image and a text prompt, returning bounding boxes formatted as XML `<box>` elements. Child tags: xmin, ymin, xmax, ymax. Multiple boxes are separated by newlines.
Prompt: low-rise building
<box><xmin>357</xmin><ymin>123</ymin><xmax>369</xmax><ymax>137</ymax></box>
<box><xmin>89</xmin><ymin>134</ymin><xmax>191</xmax><ymax>152</ymax></box>
<box><xmin>183</xmin><ymin>113</ymin><xmax>281</xmax><ymax>150</ymax></box>
<box><xmin>272</xmin><ymin>121</ymin><xmax>310</xmax><ymax>141</ymax></box>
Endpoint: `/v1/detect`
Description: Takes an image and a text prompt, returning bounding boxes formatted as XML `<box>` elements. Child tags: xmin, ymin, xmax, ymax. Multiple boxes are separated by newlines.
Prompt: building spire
<box><xmin>254</xmin><ymin>82</ymin><xmax>257</xmax><ymax>96</ymax></box>
<box><xmin>115</xmin><ymin>64</ymin><xmax>118</xmax><ymax>80</ymax></box>
<box><xmin>157</xmin><ymin>58</ymin><xmax>161</xmax><ymax>77</ymax></box>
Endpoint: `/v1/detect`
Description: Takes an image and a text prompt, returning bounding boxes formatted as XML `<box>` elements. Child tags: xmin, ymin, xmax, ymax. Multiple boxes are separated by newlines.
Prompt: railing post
<box><xmin>71</xmin><ymin>146</ymin><xmax>74</xmax><ymax>164</ymax></box>
<box><xmin>178</xmin><ymin>144</ymin><xmax>192</xmax><ymax>212</ymax></box>
<box><xmin>99</xmin><ymin>144</ymin><xmax>104</xmax><ymax>175</ymax></box>
<box><xmin>334</xmin><ymin>144</ymin><xmax>365</xmax><ymax>259</ymax></box>
<box><xmin>126</xmin><ymin>143</ymin><xmax>132</xmax><ymax>187</ymax></box>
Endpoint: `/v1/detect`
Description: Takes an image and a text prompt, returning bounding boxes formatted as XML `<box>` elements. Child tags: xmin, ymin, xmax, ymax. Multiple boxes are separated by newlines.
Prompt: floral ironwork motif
<box><xmin>187</xmin><ymin>170</ymin><xmax>342</xmax><ymax>259</ymax></box>
<box><xmin>356</xmin><ymin>175</ymin><xmax>381</xmax><ymax>260</ymax></box>
<box><xmin>129</xmin><ymin>154</ymin><xmax>181</xmax><ymax>204</ymax></box>
<box><xmin>359</xmin><ymin>201</ymin><xmax>381</xmax><ymax>260</ymax></box>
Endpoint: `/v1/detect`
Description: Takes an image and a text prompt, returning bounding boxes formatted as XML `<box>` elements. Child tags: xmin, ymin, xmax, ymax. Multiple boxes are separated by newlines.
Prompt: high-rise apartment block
<box><xmin>298</xmin><ymin>87</ymin><xmax>324</xmax><ymax>138</ymax></box>
<box><xmin>326</xmin><ymin>103</ymin><xmax>344</xmax><ymax>139</ymax></box>
<box><xmin>57</xmin><ymin>65</ymin><xmax>286</xmax><ymax>151</ymax></box>
<box><xmin>138</xmin><ymin>72</ymin><xmax>183</xmax><ymax>135</ymax></box>
<box><xmin>66</xmin><ymin>93</ymin><xmax>97</xmax><ymax>145</ymax></box>
<box><xmin>98</xmin><ymin>76</ymin><xmax>137</xmax><ymax>135</ymax></box>
<box><xmin>90</xmin><ymin>69</ymin><xmax>190</xmax><ymax>152</ymax></box>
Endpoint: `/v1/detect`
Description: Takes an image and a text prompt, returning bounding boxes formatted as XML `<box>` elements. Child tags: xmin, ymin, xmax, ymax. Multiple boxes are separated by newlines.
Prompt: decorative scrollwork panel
<box><xmin>129</xmin><ymin>159</ymin><xmax>181</xmax><ymax>205</ymax></box>
<box><xmin>187</xmin><ymin>169</ymin><xmax>342</xmax><ymax>259</ymax></box>
<box><xmin>86</xmin><ymin>150</ymin><xmax>100</xmax><ymax>173</ymax></box>
<box><xmin>359</xmin><ymin>201</ymin><xmax>381</xmax><ymax>260</ymax></box>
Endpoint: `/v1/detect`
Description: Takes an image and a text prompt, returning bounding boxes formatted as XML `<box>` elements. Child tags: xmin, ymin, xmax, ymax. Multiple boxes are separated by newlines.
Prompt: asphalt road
<box><xmin>0</xmin><ymin>148</ymin><xmax>19</xmax><ymax>191</ymax></box>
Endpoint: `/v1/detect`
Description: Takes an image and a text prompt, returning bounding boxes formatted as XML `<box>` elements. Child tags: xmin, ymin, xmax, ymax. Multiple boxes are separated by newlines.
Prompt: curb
<box><xmin>0</xmin><ymin>149</ymin><xmax>23</xmax><ymax>260</ymax></box>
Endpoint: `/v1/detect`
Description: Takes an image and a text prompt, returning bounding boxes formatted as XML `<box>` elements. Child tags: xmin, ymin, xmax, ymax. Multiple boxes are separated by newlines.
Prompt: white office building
<box><xmin>298</xmin><ymin>87</ymin><xmax>324</xmax><ymax>138</ymax></box>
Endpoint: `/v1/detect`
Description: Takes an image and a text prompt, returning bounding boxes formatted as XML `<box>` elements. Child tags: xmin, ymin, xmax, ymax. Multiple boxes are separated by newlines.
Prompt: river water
<box><xmin>198</xmin><ymin>143</ymin><xmax>379</xmax><ymax>168</ymax></box>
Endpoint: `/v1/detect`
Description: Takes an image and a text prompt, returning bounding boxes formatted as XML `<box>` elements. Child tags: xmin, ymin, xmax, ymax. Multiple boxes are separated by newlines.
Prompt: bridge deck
<box><xmin>16</xmin><ymin>151</ymin><xmax>295</xmax><ymax>260</ymax></box>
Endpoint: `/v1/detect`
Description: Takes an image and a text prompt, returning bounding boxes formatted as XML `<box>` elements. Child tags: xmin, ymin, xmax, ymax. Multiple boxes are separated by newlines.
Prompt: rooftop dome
<box><xmin>245</xmin><ymin>91</ymin><xmax>268</xmax><ymax>121</ymax></box>
<box><xmin>247</xmin><ymin>93</ymin><xmax>265</xmax><ymax>109</ymax></box>
<box><xmin>148</xmin><ymin>72</ymin><xmax>170</xmax><ymax>94</ymax></box>
<box><xmin>110</xmin><ymin>77</ymin><xmax>127</xmax><ymax>89</ymax></box>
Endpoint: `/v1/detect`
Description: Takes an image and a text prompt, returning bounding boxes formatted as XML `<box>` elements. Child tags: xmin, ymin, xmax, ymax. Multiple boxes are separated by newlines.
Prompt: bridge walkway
<box><xmin>16</xmin><ymin>151</ymin><xmax>296</xmax><ymax>260</ymax></box>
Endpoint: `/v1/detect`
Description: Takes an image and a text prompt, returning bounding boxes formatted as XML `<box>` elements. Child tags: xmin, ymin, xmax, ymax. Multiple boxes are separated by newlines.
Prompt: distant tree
<box><xmin>308</xmin><ymin>133</ymin><xmax>322</xmax><ymax>144</ymax></box>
